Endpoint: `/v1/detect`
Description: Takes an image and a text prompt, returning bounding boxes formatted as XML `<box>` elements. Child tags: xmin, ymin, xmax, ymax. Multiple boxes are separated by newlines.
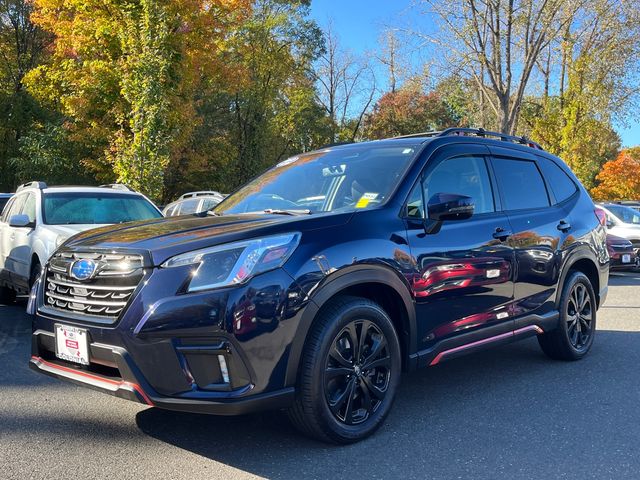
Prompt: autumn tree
<box><xmin>520</xmin><ymin>0</ymin><xmax>639</xmax><ymax>188</ymax></box>
<box><xmin>375</xmin><ymin>29</ymin><xmax>406</xmax><ymax>94</ymax></box>
<box><xmin>25</xmin><ymin>0</ymin><xmax>250</xmax><ymax>199</ymax></box>
<box><xmin>591</xmin><ymin>148</ymin><xmax>640</xmax><ymax>201</ymax></box>
<box><xmin>363</xmin><ymin>81</ymin><xmax>459</xmax><ymax>139</ymax></box>
<box><xmin>312</xmin><ymin>24</ymin><xmax>376</xmax><ymax>142</ymax></box>
<box><xmin>415</xmin><ymin>0</ymin><xmax>578</xmax><ymax>134</ymax></box>
<box><xmin>163</xmin><ymin>0</ymin><xmax>330</xmax><ymax>197</ymax></box>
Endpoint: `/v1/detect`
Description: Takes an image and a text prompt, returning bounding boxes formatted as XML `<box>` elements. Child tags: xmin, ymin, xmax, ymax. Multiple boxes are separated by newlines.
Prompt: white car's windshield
<box><xmin>43</xmin><ymin>193</ymin><xmax>161</xmax><ymax>225</ymax></box>
<box><xmin>607</xmin><ymin>205</ymin><xmax>640</xmax><ymax>225</ymax></box>
<box><xmin>215</xmin><ymin>143</ymin><xmax>420</xmax><ymax>215</ymax></box>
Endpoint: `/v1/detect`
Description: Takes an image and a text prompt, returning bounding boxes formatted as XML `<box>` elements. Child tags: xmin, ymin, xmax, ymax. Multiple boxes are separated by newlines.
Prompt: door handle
<box><xmin>557</xmin><ymin>220</ymin><xmax>571</xmax><ymax>232</ymax></box>
<box><xmin>493</xmin><ymin>227</ymin><xmax>512</xmax><ymax>241</ymax></box>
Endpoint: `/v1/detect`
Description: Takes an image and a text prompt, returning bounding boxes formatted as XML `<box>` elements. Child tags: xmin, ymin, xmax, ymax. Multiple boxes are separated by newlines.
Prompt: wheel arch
<box><xmin>284</xmin><ymin>265</ymin><xmax>417</xmax><ymax>386</ymax></box>
<box><xmin>31</xmin><ymin>252</ymin><xmax>42</xmax><ymax>269</ymax></box>
<box><xmin>557</xmin><ymin>248</ymin><xmax>602</xmax><ymax>308</ymax></box>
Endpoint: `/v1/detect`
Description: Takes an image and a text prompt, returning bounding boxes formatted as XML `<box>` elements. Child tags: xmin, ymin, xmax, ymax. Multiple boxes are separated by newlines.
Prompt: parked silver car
<box><xmin>598</xmin><ymin>203</ymin><xmax>640</xmax><ymax>252</ymax></box>
<box><xmin>162</xmin><ymin>191</ymin><xmax>225</xmax><ymax>216</ymax></box>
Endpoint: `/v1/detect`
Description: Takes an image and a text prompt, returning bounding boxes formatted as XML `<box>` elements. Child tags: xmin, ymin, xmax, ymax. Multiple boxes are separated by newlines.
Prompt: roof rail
<box><xmin>100</xmin><ymin>184</ymin><xmax>134</xmax><ymax>192</ymax></box>
<box><xmin>17</xmin><ymin>181</ymin><xmax>47</xmax><ymax>192</ymax></box>
<box><xmin>179</xmin><ymin>191</ymin><xmax>224</xmax><ymax>200</ymax></box>
<box><xmin>394</xmin><ymin>127</ymin><xmax>544</xmax><ymax>150</ymax></box>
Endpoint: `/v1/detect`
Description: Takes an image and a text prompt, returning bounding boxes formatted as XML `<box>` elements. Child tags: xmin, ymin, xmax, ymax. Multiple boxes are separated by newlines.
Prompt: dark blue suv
<box><xmin>30</xmin><ymin>129</ymin><xmax>609</xmax><ymax>443</ymax></box>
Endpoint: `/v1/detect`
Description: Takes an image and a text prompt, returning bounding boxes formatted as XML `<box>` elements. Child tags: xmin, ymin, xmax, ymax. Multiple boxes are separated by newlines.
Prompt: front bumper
<box><xmin>29</xmin><ymin>354</ymin><xmax>294</xmax><ymax>415</ymax></box>
<box><xmin>609</xmin><ymin>250</ymin><xmax>638</xmax><ymax>270</ymax></box>
<box><xmin>30</xmin><ymin>264</ymin><xmax>308</xmax><ymax>415</ymax></box>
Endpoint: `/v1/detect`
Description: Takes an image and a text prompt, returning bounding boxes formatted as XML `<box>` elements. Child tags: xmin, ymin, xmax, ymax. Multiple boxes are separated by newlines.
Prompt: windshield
<box><xmin>43</xmin><ymin>192</ymin><xmax>161</xmax><ymax>225</ymax></box>
<box><xmin>215</xmin><ymin>143</ymin><xmax>419</xmax><ymax>215</ymax></box>
<box><xmin>607</xmin><ymin>205</ymin><xmax>640</xmax><ymax>225</ymax></box>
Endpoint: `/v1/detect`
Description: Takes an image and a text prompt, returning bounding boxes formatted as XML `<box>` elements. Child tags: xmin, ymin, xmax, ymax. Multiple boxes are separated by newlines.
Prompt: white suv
<box><xmin>162</xmin><ymin>191</ymin><xmax>225</xmax><ymax>216</ymax></box>
<box><xmin>0</xmin><ymin>182</ymin><xmax>162</xmax><ymax>302</ymax></box>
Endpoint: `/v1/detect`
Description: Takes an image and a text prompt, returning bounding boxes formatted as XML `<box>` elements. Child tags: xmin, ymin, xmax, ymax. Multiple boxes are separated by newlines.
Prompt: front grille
<box><xmin>44</xmin><ymin>252</ymin><xmax>144</xmax><ymax>320</ymax></box>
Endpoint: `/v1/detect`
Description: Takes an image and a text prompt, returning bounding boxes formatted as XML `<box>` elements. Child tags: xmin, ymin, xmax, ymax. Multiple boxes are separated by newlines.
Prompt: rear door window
<box><xmin>7</xmin><ymin>194</ymin><xmax>27</xmax><ymax>221</ymax></box>
<box><xmin>537</xmin><ymin>157</ymin><xmax>577</xmax><ymax>203</ymax></box>
<box><xmin>492</xmin><ymin>158</ymin><xmax>550</xmax><ymax>211</ymax></box>
<box><xmin>177</xmin><ymin>199</ymin><xmax>200</xmax><ymax>215</ymax></box>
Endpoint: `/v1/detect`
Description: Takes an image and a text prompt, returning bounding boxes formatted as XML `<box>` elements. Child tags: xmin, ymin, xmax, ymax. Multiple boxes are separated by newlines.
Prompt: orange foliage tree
<box><xmin>591</xmin><ymin>147</ymin><xmax>640</xmax><ymax>201</ymax></box>
<box><xmin>363</xmin><ymin>82</ymin><xmax>459</xmax><ymax>139</ymax></box>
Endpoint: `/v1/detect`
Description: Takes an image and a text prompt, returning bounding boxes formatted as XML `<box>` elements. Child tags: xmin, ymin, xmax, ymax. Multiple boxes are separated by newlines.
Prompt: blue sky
<box><xmin>309</xmin><ymin>0</ymin><xmax>640</xmax><ymax>147</ymax></box>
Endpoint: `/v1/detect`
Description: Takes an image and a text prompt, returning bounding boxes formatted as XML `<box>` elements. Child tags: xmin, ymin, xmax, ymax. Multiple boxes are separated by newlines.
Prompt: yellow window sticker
<box><xmin>355</xmin><ymin>193</ymin><xmax>378</xmax><ymax>208</ymax></box>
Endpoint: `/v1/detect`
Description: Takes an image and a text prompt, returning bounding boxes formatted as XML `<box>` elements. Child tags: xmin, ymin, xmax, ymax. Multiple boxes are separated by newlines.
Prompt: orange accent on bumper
<box><xmin>30</xmin><ymin>355</ymin><xmax>154</xmax><ymax>406</ymax></box>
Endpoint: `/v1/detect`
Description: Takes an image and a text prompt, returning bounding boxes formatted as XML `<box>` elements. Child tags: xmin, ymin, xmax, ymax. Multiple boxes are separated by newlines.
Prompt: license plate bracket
<box><xmin>622</xmin><ymin>254</ymin><xmax>631</xmax><ymax>264</ymax></box>
<box><xmin>55</xmin><ymin>324</ymin><xmax>90</xmax><ymax>365</ymax></box>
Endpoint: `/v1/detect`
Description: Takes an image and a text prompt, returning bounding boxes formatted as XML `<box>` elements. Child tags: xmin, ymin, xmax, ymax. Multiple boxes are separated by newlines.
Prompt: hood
<box><xmin>47</xmin><ymin>224</ymin><xmax>110</xmax><ymax>239</ymax></box>
<box><xmin>62</xmin><ymin>212</ymin><xmax>352</xmax><ymax>266</ymax></box>
<box><xmin>606</xmin><ymin>233</ymin><xmax>632</xmax><ymax>246</ymax></box>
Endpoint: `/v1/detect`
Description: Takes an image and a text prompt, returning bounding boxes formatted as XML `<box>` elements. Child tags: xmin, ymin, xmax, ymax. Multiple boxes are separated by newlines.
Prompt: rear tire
<box><xmin>538</xmin><ymin>271</ymin><xmax>596</xmax><ymax>361</ymax></box>
<box><xmin>288</xmin><ymin>296</ymin><xmax>401</xmax><ymax>444</ymax></box>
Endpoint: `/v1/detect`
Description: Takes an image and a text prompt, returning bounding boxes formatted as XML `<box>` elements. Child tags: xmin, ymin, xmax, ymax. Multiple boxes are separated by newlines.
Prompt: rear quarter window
<box><xmin>492</xmin><ymin>157</ymin><xmax>550</xmax><ymax>211</ymax></box>
<box><xmin>537</xmin><ymin>157</ymin><xmax>578</xmax><ymax>203</ymax></box>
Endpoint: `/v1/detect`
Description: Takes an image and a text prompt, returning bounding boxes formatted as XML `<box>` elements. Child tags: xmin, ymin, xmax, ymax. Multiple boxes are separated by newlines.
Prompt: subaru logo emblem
<box><xmin>70</xmin><ymin>259</ymin><xmax>96</xmax><ymax>281</ymax></box>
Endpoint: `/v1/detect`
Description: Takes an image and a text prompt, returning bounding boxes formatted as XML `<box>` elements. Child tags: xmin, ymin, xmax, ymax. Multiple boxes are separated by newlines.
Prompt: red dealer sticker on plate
<box><xmin>55</xmin><ymin>324</ymin><xmax>90</xmax><ymax>365</ymax></box>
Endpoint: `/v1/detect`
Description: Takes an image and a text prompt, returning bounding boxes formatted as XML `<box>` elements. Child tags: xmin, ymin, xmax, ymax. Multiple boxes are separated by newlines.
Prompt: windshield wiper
<box><xmin>206</xmin><ymin>210</ymin><xmax>223</xmax><ymax>216</ymax></box>
<box><xmin>262</xmin><ymin>208</ymin><xmax>312</xmax><ymax>216</ymax></box>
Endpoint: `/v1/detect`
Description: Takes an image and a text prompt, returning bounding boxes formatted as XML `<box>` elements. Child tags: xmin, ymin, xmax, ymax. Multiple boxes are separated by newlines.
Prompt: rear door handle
<box><xmin>493</xmin><ymin>227</ymin><xmax>512</xmax><ymax>241</ymax></box>
<box><xmin>557</xmin><ymin>220</ymin><xmax>571</xmax><ymax>232</ymax></box>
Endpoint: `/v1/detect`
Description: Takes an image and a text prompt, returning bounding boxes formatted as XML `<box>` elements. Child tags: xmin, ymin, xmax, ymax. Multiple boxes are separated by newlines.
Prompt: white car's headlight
<box><xmin>162</xmin><ymin>233</ymin><xmax>300</xmax><ymax>292</ymax></box>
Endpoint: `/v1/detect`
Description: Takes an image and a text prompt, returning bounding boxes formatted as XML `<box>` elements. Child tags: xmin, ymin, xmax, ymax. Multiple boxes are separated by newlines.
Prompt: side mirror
<box><xmin>606</xmin><ymin>220</ymin><xmax>614</xmax><ymax>229</ymax></box>
<box><xmin>9</xmin><ymin>214</ymin><xmax>33</xmax><ymax>228</ymax></box>
<box><xmin>427</xmin><ymin>193</ymin><xmax>475</xmax><ymax>222</ymax></box>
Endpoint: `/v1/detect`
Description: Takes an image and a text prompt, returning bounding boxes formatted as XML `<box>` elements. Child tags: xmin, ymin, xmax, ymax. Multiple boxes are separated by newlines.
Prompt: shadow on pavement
<box><xmin>3</xmin><ymin>280</ymin><xmax>639</xmax><ymax>478</ymax></box>
<box><xmin>136</xmin><ymin>330</ymin><xmax>640</xmax><ymax>479</ymax></box>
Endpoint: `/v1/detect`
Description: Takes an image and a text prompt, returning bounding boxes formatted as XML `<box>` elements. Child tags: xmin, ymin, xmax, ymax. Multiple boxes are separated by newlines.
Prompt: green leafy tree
<box><xmin>10</xmin><ymin>123</ymin><xmax>94</xmax><ymax>185</ymax></box>
<box><xmin>109</xmin><ymin>0</ymin><xmax>173</xmax><ymax>198</ymax></box>
<box><xmin>0</xmin><ymin>0</ymin><xmax>51</xmax><ymax>190</ymax></box>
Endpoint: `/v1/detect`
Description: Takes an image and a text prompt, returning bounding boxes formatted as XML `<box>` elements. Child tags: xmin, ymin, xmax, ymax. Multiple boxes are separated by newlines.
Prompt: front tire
<box><xmin>538</xmin><ymin>271</ymin><xmax>596</xmax><ymax>360</ymax></box>
<box><xmin>0</xmin><ymin>285</ymin><xmax>16</xmax><ymax>304</ymax></box>
<box><xmin>288</xmin><ymin>296</ymin><xmax>401</xmax><ymax>444</ymax></box>
<box><xmin>29</xmin><ymin>261</ymin><xmax>42</xmax><ymax>290</ymax></box>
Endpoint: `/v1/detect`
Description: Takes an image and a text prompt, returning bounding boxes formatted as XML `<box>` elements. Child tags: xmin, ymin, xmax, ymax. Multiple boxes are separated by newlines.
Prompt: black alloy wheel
<box><xmin>565</xmin><ymin>282</ymin><xmax>593</xmax><ymax>350</ymax></box>
<box><xmin>324</xmin><ymin>320</ymin><xmax>391</xmax><ymax>425</ymax></box>
<box><xmin>288</xmin><ymin>296</ymin><xmax>401</xmax><ymax>444</ymax></box>
<box><xmin>538</xmin><ymin>270</ymin><xmax>596</xmax><ymax>361</ymax></box>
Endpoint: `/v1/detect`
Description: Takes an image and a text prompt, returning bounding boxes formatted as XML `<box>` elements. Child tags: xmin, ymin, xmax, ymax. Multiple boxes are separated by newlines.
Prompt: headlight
<box><xmin>162</xmin><ymin>233</ymin><xmax>300</xmax><ymax>292</ymax></box>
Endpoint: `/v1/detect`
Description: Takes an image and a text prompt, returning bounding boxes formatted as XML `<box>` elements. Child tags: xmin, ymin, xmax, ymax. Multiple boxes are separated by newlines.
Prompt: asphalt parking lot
<box><xmin>2</xmin><ymin>273</ymin><xmax>640</xmax><ymax>480</ymax></box>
